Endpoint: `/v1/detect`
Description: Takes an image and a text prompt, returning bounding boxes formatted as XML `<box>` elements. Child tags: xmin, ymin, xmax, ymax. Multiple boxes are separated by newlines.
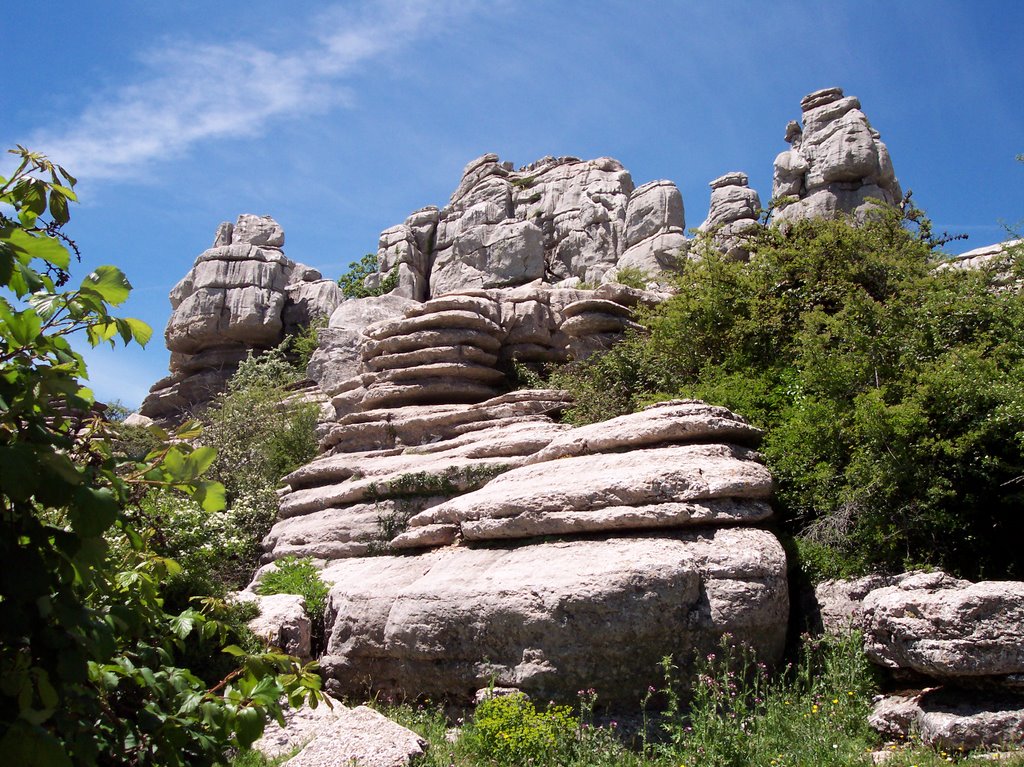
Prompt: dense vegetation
<box><xmin>553</xmin><ymin>204</ymin><xmax>1024</xmax><ymax>581</ymax></box>
<box><xmin>0</xmin><ymin>149</ymin><xmax>323</xmax><ymax>767</ymax></box>
<box><xmin>380</xmin><ymin>632</ymin><xmax>1014</xmax><ymax>767</ymax></box>
<box><xmin>337</xmin><ymin>251</ymin><xmax>399</xmax><ymax>298</ymax></box>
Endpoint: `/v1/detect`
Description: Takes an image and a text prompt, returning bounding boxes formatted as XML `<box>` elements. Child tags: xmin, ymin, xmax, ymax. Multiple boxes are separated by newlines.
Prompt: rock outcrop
<box><xmin>311</xmin><ymin>283</ymin><xmax>664</xmax><ymax>412</ymax></box>
<box><xmin>862</xmin><ymin>572</ymin><xmax>1024</xmax><ymax>679</ymax></box>
<box><xmin>365</xmin><ymin>155</ymin><xmax>687</xmax><ymax>300</ymax></box>
<box><xmin>814</xmin><ymin>571</ymin><xmax>1024</xmax><ymax>751</ymax></box>
<box><xmin>772</xmin><ymin>87</ymin><xmax>901</xmax><ymax>225</ymax></box>
<box><xmin>261</xmin><ymin>396</ymin><xmax>788</xmax><ymax>706</ymax></box>
<box><xmin>139</xmin><ymin>215</ymin><xmax>343</xmax><ymax>420</ymax></box>
<box><xmin>698</xmin><ymin>172</ymin><xmax>762</xmax><ymax>261</ymax></box>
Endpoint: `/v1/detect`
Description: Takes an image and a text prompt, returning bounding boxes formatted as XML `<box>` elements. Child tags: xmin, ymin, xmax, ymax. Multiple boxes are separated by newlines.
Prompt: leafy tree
<box><xmin>557</xmin><ymin>205</ymin><xmax>1024</xmax><ymax>579</ymax></box>
<box><xmin>337</xmin><ymin>252</ymin><xmax>398</xmax><ymax>299</ymax></box>
<box><xmin>0</xmin><ymin>148</ymin><xmax>322</xmax><ymax>766</ymax></box>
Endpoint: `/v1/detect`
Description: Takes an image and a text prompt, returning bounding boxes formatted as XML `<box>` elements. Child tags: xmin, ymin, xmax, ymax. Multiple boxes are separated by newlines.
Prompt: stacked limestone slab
<box><xmin>772</xmin><ymin>87</ymin><xmax>902</xmax><ymax>225</ymax></box>
<box><xmin>139</xmin><ymin>214</ymin><xmax>342</xmax><ymax>420</ymax></box>
<box><xmin>367</xmin><ymin>154</ymin><xmax>687</xmax><ymax>300</ymax></box>
<box><xmin>311</xmin><ymin>283</ymin><xmax>663</xmax><ymax>414</ymax></box>
<box><xmin>697</xmin><ymin>172</ymin><xmax>762</xmax><ymax>261</ymax></box>
<box><xmin>260</xmin><ymin>396</ymin><xmax>788</xmax><ymax>707</ymax></box>
<box><xmin>815</xmin><ymin>572</ymin><xmax>1024</xmax><ymax>750</ymax></box>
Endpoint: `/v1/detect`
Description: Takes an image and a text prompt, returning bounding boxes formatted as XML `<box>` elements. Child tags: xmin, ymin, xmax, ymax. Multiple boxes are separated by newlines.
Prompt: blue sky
<box><xmin>4</xmin><ymin>1</ymin><xmax>1023</xmax><ymax>407</ymax></box>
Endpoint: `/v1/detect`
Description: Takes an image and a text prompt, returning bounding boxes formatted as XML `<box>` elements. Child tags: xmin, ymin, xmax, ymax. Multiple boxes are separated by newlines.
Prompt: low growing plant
<box><xmin>256</xmin><ymin>557</ymin><xmax>330</xmax><ymax>656</ymax></box>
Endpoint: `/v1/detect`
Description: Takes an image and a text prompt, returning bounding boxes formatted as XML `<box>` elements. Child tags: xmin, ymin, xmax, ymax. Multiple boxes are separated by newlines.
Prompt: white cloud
<box><xmin>30</xmin><ymin>0</ymin><xmax>459</xmax><ymax>181</ymax></box>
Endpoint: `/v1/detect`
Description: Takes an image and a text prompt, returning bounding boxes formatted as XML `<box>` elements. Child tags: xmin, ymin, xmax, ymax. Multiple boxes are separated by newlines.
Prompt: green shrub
<box><xmin>337</xmin><ymin>252</ymin><xmax>398</xmax><ymax>299</ymax></box>
<box><xmin>461</xmin><ymin>692</ymin><xmax>576</xmax><ymax>766</ymax></box>
<box><xmin>288</xmin><ymin>315</ymin><xmax>327</xmax><ymax>373</ymax></box>
<box><xmin>256</xmin><ymin>557</ymin><xmax>330</xmax><ymax>655</ymax></box>
<box><xmin>558</xmin><ymin>208</ymin><xmax>1024</xmax><ymax>580</ymax></box>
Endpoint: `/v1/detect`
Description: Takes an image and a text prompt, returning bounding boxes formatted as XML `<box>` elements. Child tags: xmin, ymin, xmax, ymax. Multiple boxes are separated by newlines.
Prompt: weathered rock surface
<box><xmin>615</xmin><ymin>179</ymin><xmax>688</xmax><ymax>276</ymax></box>
<box><xmin>316</xmin><ymin>284</ymin><xmax>665</xmax><ymax>415</ymax></box>
<box><xmin>813</xmin><ymin>573</ymin><xmax>912</xmax><ymax>634</ymax></box>
<box><xmin>358</xmin><ymin>154</ymin><xmax>687</xmax><ymax>299</ymax></box>
<box><xmin>698</xmin><ymin>172</ymin><xmax>762</xmax><ymax>260</ymax></box>
<box><xmin>269</xmin><ymin>383</ymin><xmax>787</xmax><ymax>708</ymax></box>
<box><xmin>862</xmin><ymin>572</ymin><xmax>1024</xmax><ymax>679</ymax></box>
<box><xmin>236</xmin><ymin>591</ymin><xmax>312</xmax><ymax>660</ymax></box>
<box><xmin>254</xmin><ymin>698</ymin><xmax>426</xmax><ymax>767</ymax></box>
<box><xmin>940</xmin><ymin>239</ymin><xmax>1024</xmax><ymax>285</ymax></box>
<box><xmin>308</xmin><ymin>294</ymin><xmax>419</xmax><ymax>396</ymax></box>
<box><xmin>139</xmin><ymin>215</ymin><xmax>342</xmax><ymax>420</ymax></box>
<box><xmin>318</xmin><ymin>528</ymin><xmax>788</xmax><ymax>706</ymax></box>
<box><xmin>264</xmin><ymin>390</ymin><xmax>573</xmax><ymax>562</ymax></box>
<box><xmin>772</xmin><ymin>87</ymin><xmax>901</xmax><ymax>225</ymax></box>
<box><xmin>870</xmin><ymin>688</ymin><xmax>1024</xmax><ymax>751</ymax></box>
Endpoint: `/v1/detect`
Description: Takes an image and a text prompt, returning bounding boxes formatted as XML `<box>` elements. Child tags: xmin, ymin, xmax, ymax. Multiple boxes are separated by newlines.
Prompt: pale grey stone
<box><xmin>318</xmin><ymin>529</ymin><xmax>788</xmax><ymax>706</ymax></box>
<box><xmin>233</xmin><ymin>213</ymin><xmax>285</xmax><ymax>248</ymax></box>
<box><xmin>862</xmin><ymin>572</ymin><xmax>1024</xmax><ymax>678</ymax></box>
<box><xmin>237</xmin><ymin>592</ymin><xmax>312</xmax><ymax>660</ymax></box>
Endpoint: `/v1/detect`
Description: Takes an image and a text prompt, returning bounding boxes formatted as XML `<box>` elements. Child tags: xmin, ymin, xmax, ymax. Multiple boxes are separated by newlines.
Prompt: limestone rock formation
<box><xmin>772</xmin><ymin>87</ymin><xmax>901</xmax><ymax>225</ymax></box>
<box><xmin>310</xmin><ymin>283</ymin><xmax>665</xmax><ymax>413</ymax></box>
<box><xmin>262</xmin><ymin>388</ymin><xmax>787</xmax><ymax>706</ymax></box>
<box><xmin>616</xmin><ymin>179</ymin><xmax>688</xmax><ymax>276</ymax></box>
<box><xmin>870</xmin><ymin>688</ymin><xmax>1024</xmax><ymax>751</ymax></box>
<box><xmin>236</xmin><ymin>591</ymin><xmax>312</xmax><ymax>660</ymax></box>
<box><xmin>363</xmin><ymin>154</ymin><xmax>687</xmax><ymax>300</ymax></box>
<box><xmin>698</xmin><ymin>172</ymin><xmax>762</xmax><ymax>261</ymax></box>
<box><xmin>814</xmin><ymin>571</ymin><xmax>1024</xmax><ymax>751</ymax></box>
<box><xmin>317</xmin><ymin>528</ymin><xmax>787</xmax><ymax>707</ymax></box>
<box><xmin>139</xmin><ymin>215</ymin><xmax>342</xmax><ymax>420</ymax></box>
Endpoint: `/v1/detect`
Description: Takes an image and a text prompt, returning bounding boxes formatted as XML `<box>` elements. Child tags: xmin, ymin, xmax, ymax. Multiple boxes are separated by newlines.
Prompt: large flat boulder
<box><xmin>862</xmin><ymin>572</ymin><xmax>1024</xmax><ymax>678</ymax></box>
<box><xmin>318</xmin><ymin>528</ymin><xmax>788</xmax><ymax>706</ymax></box>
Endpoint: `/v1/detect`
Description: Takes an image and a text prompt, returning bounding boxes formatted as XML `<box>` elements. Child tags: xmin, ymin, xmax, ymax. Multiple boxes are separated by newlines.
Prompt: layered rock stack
<box><xmin>139</xmin><ymin>215</ymin><xmax>343</xmax><ymax>420</ymax></box>
<box><xmin>698</xmin><ymin>172</ymin><xmax>762</xmax><ymax>261</ymax></box>
<box><xmin>367</xmin><ymin>154</ymin><xmax>687</xmax><ymax>300</ymax></box>
<box><xmin>815</xmin><ymin>572</ymin><xmax>1024</xmax><ymax>750</ymax></box>
<box><xmin>772</xmin><ymin>87</ymin><xmax>902</xmax><ymax>224</ymax></box>
<box><xmin>259</xmin><ymin>398</ymin><xmax>788</xmax><ymax>707</ymax></box>
<box><xmin>310</xmin><ymin>282</ymin><xmax>662</xmax><ymax>414</ymax></box>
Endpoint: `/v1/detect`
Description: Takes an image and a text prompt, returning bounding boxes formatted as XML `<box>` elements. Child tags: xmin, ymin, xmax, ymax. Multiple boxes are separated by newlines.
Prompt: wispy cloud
<box><xmin>29</xmin><ymin>0</ymin><xmax>461</xmax><ymax>181</ymax></box>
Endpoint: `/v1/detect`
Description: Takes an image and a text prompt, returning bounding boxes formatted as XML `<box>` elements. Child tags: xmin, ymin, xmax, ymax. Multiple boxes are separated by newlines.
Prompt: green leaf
<box><xmin>0</xmin><ymin>720</ymin><xmax>73</xmax><ymax>767</ymax></box>
<box><xmin>80</xmin><ymin>265</ymin><xmax>131</xmax><ymax>306</ymax></box>
<box><xmin>49</xmin><ymin>190</ymin><xmax>69</xmax><ymax>226</ymax></box>
<box><xmin>221</xmin><ymin>645</ymin><xmax>246</xmax><ymax>657</ymax></box>
<box><xmin>0</xmin><ymin>303</ymin><xmax>42</xmax><ymax>346</ymax></box>
<box><xmin>234</xmin><ymin>706</ymin><xmax>264</xmax><ymax>749</ymax></box>
<box><xmin>68</xmin><ymin>486</ymin><xmax>119</xmax><ymax>537</ymax></box>
<box><xmin>169</xmin><ymin>612</ymin><xmax>196</xmax><ymax>640</ymax></box>
<box><xmin>186</xmin><ymin>446</ymin><xmax>217</xmax><ymax>477</ymax></box>
<box><xmin>193</xmin><ymin>481</ymin><xmax>227</xmax><ymax>512</ymax></box>
<box><xmin>3</xmin><ymin>227</ymin><xmax>71</xmax><ymax>269</ymax></box>
<box><xmin>52</xmin><ymin>183</ymin><xmax>77</xmax><ymax>202</ymax></box>
<box><xmin>124</xmin><ymin>317</ymin><xmax>153</xmax><ymax>346</ymax></box>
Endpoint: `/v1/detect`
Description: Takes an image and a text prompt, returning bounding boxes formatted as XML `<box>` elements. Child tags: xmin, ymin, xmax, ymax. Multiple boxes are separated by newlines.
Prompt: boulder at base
<box><xmin>317</xmin><ymin>527</ymin><xmax>787</xmax><ymax>707</ymax></box>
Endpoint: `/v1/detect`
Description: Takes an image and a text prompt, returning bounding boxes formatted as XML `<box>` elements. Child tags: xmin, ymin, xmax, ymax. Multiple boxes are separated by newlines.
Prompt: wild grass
<box><xmin>374</xmin><ymin>633</ymin><xmax>1024</xmax><ymax>767</ymax></box>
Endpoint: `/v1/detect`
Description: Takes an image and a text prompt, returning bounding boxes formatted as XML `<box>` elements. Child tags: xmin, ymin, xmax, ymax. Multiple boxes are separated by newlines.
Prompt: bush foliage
<box><xmin>555</xmin><ymin>206</ymin><xmax>1024</xmax><ymax>579</ymax></box>
<box><xmin>0</xmin><ymin>148</ymin><xmax>322</xmax><ymax>766</ymax></box>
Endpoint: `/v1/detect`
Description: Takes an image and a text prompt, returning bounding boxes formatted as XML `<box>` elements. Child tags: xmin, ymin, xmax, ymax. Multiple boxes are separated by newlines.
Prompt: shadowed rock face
<box><xmin>771</xmin><ymin>87</ymin><xmax>902</xmax><ymax>225</ymax></box>
<box><xmin>139</xmin><ymin>215</ymin><xmax>342</xmax><ymax>420</ymax></box>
